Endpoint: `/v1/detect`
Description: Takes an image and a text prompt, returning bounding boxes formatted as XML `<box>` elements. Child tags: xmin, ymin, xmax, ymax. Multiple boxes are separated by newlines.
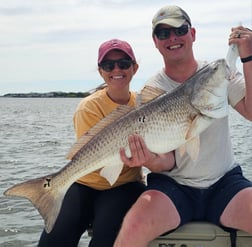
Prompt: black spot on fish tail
<box><xmin>4</xmin><ymin>173</ymin><xmax>68</xmax><ymax>233</ymax></box>
<box><xmin>44</xmin><ymin>178</ymin><xmax>51</xmax><ymax>188</ymax></box>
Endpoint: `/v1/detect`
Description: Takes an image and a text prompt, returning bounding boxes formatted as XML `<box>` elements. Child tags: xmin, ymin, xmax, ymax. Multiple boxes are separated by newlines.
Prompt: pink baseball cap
<box><xmin>98</xmin><ymin>39</ymin><xmax>136</xmax><ymax>64</ymax></box>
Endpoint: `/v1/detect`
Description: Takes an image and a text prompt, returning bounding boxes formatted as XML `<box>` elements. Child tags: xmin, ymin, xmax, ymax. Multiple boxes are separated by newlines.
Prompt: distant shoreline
<box><xmin>1</xmin><ymin>92</ymin><xmax>90</xmax><ymax>98</ymax></box>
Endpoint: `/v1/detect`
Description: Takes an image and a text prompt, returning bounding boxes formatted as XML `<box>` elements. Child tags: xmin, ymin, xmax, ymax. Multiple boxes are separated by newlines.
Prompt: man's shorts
<box><xmin>147</xmin><ymin>165</ymin><xmax>252</xmax><ymax>226</ymax></box>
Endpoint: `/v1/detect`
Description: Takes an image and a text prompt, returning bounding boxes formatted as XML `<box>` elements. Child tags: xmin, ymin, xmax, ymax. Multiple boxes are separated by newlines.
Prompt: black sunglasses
<box><xmin>99</xmin><ymin>59</ymin><xmax>133</xmax><ymax>72</ymax></box>
<box><xmin>154</xmin><ymin>25</ymin><xmax>189</xmax><ymax>40</ymax></box>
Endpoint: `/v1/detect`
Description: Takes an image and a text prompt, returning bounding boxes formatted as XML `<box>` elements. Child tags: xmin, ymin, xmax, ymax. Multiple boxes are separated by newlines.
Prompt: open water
<box><xmin>0</xmin><ymin>97</ymin><xmax>252</xmax><ymax>247</ymax></box>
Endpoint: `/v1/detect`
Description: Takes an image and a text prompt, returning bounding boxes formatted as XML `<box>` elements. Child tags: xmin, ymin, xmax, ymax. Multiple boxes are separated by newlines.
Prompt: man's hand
<box><xmin>120</xmin><ymin>134</ymin><xmax>176</xmax><ymax>172</ymax></box>
<box><xmin>120</xmin><ymin>134</ymin><xmax>155</xmax><ymax>167</ymax></box>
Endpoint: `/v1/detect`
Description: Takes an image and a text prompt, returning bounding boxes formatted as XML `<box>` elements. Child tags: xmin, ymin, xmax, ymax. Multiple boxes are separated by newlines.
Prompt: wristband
<box><xmin>241</xmin><ymin>55</ymin><xmax>252</xmax><ymax>63</ymax></box>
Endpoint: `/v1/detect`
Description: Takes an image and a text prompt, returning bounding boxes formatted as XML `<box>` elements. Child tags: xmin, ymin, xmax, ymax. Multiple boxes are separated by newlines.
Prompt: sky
<box><xmin>0</xmin><ymin>0</ymin><xmax>252</xmax><ymax>95</ymax></box>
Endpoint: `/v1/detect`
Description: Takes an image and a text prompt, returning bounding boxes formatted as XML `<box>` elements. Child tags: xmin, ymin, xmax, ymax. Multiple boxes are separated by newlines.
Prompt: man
<box><xmin>114</xmin><ymin>5</ymin><xmax>252</xmax><ymax>247</ymax></box>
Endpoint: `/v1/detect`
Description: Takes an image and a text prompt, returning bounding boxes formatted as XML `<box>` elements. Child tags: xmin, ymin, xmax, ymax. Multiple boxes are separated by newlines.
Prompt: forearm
<box><xmin>231</xmin><ymin>26</ymin><xmax>252</xmax><ymax>120</ymax></box>
<box><xmin>243</xmin><ymin>61</ymin><xmax>252</xmax><ymax>120</ymax></box>
<box><xmin>143</xmin><ymin>151</ymin><xmax>176</xmax><ymax>173</ymax></box>
<box><xmin>234</xmin><ymin>60</ymin><xmax>252</xmax><ymax>121</ymax></box>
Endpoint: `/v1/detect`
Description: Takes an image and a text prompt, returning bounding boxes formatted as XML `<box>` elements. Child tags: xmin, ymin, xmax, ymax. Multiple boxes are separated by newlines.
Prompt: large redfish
<box><xmin>4</xmin><ymin>59</ymin><xmax>228</xmax><ymax>233</ymax></box>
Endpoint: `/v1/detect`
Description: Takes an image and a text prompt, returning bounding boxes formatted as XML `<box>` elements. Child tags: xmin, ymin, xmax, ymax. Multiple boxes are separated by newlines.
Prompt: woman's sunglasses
<box><xmin>99</xmin><ymin>59</ymin><xmax>133</xmax><ymax>72</ymax></box>
<box><xmin>154</xmin><ymin>24</ymin><xmax>189</xmax><ymax>40</ymax></box>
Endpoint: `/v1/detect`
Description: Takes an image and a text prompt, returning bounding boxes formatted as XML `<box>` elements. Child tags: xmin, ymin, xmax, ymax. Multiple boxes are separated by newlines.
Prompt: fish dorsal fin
<box><xmin>138</xmin><ymin>86</ymin><xmax>165</xmax><ymax>105</ymax></box>
<box><xmin>66</xmin><ymin>105</ymin><xmax>134</xmax><ymax>160</ymax></box>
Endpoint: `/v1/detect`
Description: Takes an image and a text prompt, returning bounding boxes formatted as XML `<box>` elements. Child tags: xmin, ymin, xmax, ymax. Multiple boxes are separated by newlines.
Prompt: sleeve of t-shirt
<box><xmin>73</xmin><ymin>101</ymin><xmax>103</xmax><ymax>140</ymax></box>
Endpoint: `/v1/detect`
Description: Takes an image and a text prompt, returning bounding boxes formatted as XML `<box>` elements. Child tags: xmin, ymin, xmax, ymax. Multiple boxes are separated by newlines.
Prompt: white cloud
<box><xmin>0</xmin><ymin>0</ymin><xmax>251</xmax><ymax>94</ymax></box>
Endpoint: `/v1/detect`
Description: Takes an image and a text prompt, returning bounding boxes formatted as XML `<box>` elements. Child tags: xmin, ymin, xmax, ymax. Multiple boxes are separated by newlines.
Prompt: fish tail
<box><xmin>4</xmin><ymin>173</ymin><xmax>66</xmax><ymax>233</ymax></box>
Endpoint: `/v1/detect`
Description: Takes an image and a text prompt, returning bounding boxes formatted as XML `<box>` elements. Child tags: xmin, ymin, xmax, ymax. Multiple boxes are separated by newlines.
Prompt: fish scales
<box><xmin>69</xmin><ymin>92</ymin><xmax>196</xmax><ymax>179</ymax></box>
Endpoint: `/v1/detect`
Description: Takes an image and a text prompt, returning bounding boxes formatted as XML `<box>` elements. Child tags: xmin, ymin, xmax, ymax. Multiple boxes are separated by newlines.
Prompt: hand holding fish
<box><xmin>120</xmin><ymin>134</ymin><xmax>175</xmax><ymax>173</ymax></box>
<box><xmin>119</xmin><ymin>134</ymin><xmax>152</xmax><ymax>167</ymax></box>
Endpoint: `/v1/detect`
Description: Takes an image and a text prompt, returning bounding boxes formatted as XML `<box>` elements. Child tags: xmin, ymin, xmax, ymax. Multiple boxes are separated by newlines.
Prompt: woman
<box><xmin>38</xmin><ymin>39</ymin><xmax>145</xmax><ymax>247</ymax></box>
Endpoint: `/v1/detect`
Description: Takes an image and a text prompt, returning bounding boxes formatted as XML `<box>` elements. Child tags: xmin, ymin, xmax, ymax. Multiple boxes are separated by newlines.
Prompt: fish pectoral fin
<box><xmin>182</xmin><ymin>115</ymin><xmax>212</xmax><ymax>161</ymax></box>
<box><xmin>178</xmin><ymin>136</ymin><xmax>199</xmax><ymax>161</ymax></box>
<box><xmin>178</xmin><ymin>144</ymin><xmax>186</xmax><ymax>157</ymax></box>
<box><xmin>137</xmin><ymin>86</ymin><xmax>165</xmax><ymax>106</ymax></box>
<box><xmin>100</xmin><ymin>163</ymin><xmax>124</xmax><ymax>185</ymax></box>
<box><xmin>185</xmin><ymin>137</ymin><xmax>200</xmax><ymax>161</ymax></box>
<box><xmin>186</xmin><ymin>115</ymin><xmax>213</xmax><ymax>140</ymax></box>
